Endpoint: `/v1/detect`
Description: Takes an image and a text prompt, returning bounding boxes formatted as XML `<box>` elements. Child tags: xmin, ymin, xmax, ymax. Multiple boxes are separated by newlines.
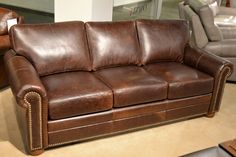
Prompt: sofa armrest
<box><xmin>5</xmin><ymin>50</ymin><xmax>46</xmax><ymax>101</ymax></box>
<box><xmin>4</xmin><ymin>49</ymin><xmax>48</xmax><ymax>155</ymax></box>
<box><xmin>184</xmin><ymin>44</ymin><xmax>233</xmax><ymax>77</ymax></box>
<box><xmin>184</xmin><ymin>45</ymin><xmax>233</xmax><ymax>115</ymax></box>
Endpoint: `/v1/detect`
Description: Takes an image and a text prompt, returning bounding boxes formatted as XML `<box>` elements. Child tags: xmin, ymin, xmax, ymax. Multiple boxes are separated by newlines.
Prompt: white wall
<box><xmin>92</xmin><ymin>0</ymin><xmax>113</xmax><ymax>21</ymax></box>
<box><xmin>0</xmin><ymin>0</ymin><xmax>54</xmax><ymax>13</ymax></box>
<box><xmin>55</xmin><ymin>0</ymin><xmax>113</xmax><ymax>22</ymax></box>
<box><xmin>55</xmin><ymin>0</ymin><xmax>92</xmax><ymax>22</ymax></box>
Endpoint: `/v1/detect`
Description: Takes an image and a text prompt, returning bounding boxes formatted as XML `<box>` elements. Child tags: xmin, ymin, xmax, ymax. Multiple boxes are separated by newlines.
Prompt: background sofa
<box><xmin>5</xmin><ymin>20</ymin><xmax>232</xmax><ymax>155</ymax></box>
<box><xmin>179</xmin><ymin>0</ymin><xmax>236</xmax><ymax>81</ymax></box>
<box><xmin>0</xmin><ymin>7</ymin><xmax>23</xmax><ymax>89</ymax></box>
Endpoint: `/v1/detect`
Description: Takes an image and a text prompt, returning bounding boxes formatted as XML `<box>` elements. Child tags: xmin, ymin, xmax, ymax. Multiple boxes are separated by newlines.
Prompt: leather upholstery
<box><xmin>10</xmin><ymin>21</ymin><xmax>91</xmax><ymax>76</ymax></box>
<box><xmin>184</xmin><ymin>45</ymin><xmax>233</xmax><ymax>78</ymax></box>
<box><xmin>0</xmin><ymin>7</ymin><xmax>23</xmax><ymax>89</ymax></box>
<box><xmin>218</xmin><ymin>6</ymin><xmax>236</xmax><ymax>15</ymax></box>
<box><xmin>41</xmin><ymin>72</ymin><xmax>113</xmax><ymax>120</ymax></box>
<box><xmin>95</xmin><ymin>66</ymin><xmax>168</xmax><ymax>107</ymax></box>
<box><xmin>48</xmin><ymin>94</ymin><xmax>211</xmax><ymax>132</ymax></box>
<box><xmin>198</xmin><ymin>5</ymin><xmax>222</xmax><ymax>41</ymax></box>
<box><xmin>144</xmin><ymin>62</ymin><xmax>214</xmax><ymax>99</ymax></box>
<box><xmin>0</xmin><ymin>35</ymin><xmax>10</xmax><ymax>89</ymax></box>
<box><xmin>184</xmin><ymin>45</ymin><xmax>233</xmax><ymax>113</ymax></box>
<box><xmin>219</xmin><ymin>26</ymin><xmax>236</xmax><ymax>39</ymax></box>
<box><xmin>5</xmin><ymin>50</ymin><xmax>47</xmax><ymax>99</ymax></box>
<box><xmin>204</xmin><ymin>40</ymin><xmax>236</xmax><ymax>57</ymax></box>
<box><xmin>136</xmin><ymin>19</ymin><xmax>189</xmax><ymax>64</ymax></box>
<box><xmin>86</xmin><ymin>21</ymin><xmax>141</xmax><ymax>70</ymax></box>
<box><xmin>5</xmin><ymin>20</ymin><xmax>233</xmax><ymax>155</ymax></box>
<box><xmin>215</xmin><ymin>15</ymin><xmax>236</xmax><ymax>27</ymax></box>
<box><xmin>0</xmin><ymin>35</ymin><xmax>10</xmax><ymax>53</ymax></box>
<box><xmin>0</xmin><ymin>53</ymin><xmax>8</xmax><ymax>89</ymax></box>
<box><xmin>188</xmin><ymin>0</ymin><xmax>222</xmax><ymax>41</ymax></box>
<box><xmin>5</xmin><ymin>50</ymin><xmax>48</xmax><ymax>154</ymax></box>
<box><xmin>48</xmin><ymin>94</ymin><xmax>211</xmax><ymax>147</ymax></box>
<box><xmin>182</xmin><ymin>5</ymin><xmax>208</xmax><ymax>49</ymax></box>
<box><xmin>0</xmin><ymin>7</ymin><xmax>18</xmax><ymax>35</ymax></box>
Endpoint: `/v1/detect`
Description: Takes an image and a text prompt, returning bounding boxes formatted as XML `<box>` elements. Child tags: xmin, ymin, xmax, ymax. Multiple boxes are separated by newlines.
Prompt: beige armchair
<box><xmin>179</xmin><ymin>0</ymin><xmax>236</xmax><ymax>81</ymax></box>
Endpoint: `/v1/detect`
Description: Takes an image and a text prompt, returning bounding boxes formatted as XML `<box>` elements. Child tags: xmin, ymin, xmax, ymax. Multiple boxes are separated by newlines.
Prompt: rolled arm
<box><xmin>184</xmin><ymin>45</ymin><xmax>233</xmax><ymax>115</ymax></box>
<box><xmin>184</xmin><ymin>45</ymin><xmax>233</xmax><ymax>77</ymax></box>
<box><xmin>5</xmin><ymin>50</ymin><xmax>46</xmax><ymax>102</ymax></box>
<box><xmin>4</xmin><ymin>49</ymin><xmax>47</xmax><ymax>155</ymax></box>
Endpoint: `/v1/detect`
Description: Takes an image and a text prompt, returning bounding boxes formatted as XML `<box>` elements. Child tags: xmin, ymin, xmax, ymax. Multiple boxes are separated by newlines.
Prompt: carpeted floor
<box><xmin>0</xmin><ymin>83</ymin><xmax>235</xmax><ymax>157</ymax></box>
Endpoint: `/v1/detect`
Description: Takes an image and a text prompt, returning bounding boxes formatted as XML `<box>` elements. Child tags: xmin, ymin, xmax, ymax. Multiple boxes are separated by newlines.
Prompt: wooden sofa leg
<box><xmin>206</xmin><ymin>112</ymin><xmax>215</xmax><ymax>118</ymax></box>
<box><xmin>29</xmin><ymin>149</ymin><xmax>44</xmax><ymax>156</ymax></box>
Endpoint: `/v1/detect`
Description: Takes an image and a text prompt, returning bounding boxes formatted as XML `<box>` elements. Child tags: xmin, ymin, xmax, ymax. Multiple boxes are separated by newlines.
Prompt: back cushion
<box><xmin>0</xmin><ymin>8</ymin><xmax>18</xmax><ymax>35</ymax></box>
<box><xmin>136</xmin><ymin>19</ymin><xmax>189</xmax><ymax>65</ymax></box>
<box><xmin>188</xmin><ymin>0</ymin><xmax>222</xmax><ymax>41</ymax></box>
<box><xmin>86</xmin><ymin>21</ymin><xmax>141</xmax><ymax>70</ymax></box>
<box><xmin>10</xmin><ymin>21</ymin><xmax>91</xmax><ymax>76</ymax></box>
<box><xmin>199</xmin><ymin>6</ymin><xmax>222</xmax><ymax>41</ymax></box>
<box><xmin>183</xmin><ymin>5</ymin><xmax>208</xmax><ymax>48</ymax></box>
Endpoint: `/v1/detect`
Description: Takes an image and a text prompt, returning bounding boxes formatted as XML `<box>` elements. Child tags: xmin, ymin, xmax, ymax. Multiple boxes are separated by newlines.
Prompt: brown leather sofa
<box><xmin>5</xmin><ymin>20</ymin><xmax>232</xmax><ymax>155</ymax></box>
<box><xmin>0</xmin><ymin>7</ymin><xmax>23</xmax><ymax>89</ymax></box>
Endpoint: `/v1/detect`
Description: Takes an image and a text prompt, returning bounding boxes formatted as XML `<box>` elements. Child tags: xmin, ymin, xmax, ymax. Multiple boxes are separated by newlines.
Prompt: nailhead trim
<box><xmin>24</xmin><ymin>92</ymin><xmax>43</xmax><ymax>151</ymax></box>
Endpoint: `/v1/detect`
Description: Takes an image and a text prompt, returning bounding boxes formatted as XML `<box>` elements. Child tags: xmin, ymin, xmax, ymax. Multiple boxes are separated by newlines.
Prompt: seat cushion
<box><xmin>86</xmin><ymin>21</ymin><xmax>141</xmax><ymax>70</ymax></box>
<box><xmin>95</xmin><ymin>66</ymin><xmax>168</xmax><ymax>108</ymax></box>
<box><xmin>144</xmin><ymin>62</ymin><xmax>214</xmax><ymax>99</ymax></box>
<box><xmin>41</xmin><ymin>72</ymin><xmax>113</xmax><ymax>120</ymax></box>
<box><xmin>204</xmin><ymin>39</ymin><xmax>236</xmax><ymax>57</ymax></box>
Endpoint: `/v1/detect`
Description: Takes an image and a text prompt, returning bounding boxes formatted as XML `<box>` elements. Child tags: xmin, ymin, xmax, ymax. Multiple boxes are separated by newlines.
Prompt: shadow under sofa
<box><xmin>4</xmin><ymin>19</ymin><xmax>233</xmax><ymax>155</ymax></box>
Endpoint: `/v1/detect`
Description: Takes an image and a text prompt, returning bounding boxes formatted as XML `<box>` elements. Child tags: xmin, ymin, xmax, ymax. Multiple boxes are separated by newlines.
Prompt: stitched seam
<box><xmin>47</xmin><ymin>112</ymin><xmax>205</xmax><ymax>147</ymax></box>
<box><xmin>24</xmin><ymin>92</ymin><xmax>43</xmax><ymax>150</ymax></box>
<box><xmin>85</xmin><ymin>24</ymin><xmax>94</xmax><ymax>71</ymax></box>
<box><xmin>196</xmin><ymin>53</ymin><xmax>204</xmax><ymax>68</ymax></box>
<box><xmin>84</xmin><ymin>24</ymin><xmax>93</xmax><ymax>71</ymax></box>
<box><xmin>10</xmin><ymin>28</ymin><xmax>17</xmax><ymax>50</ymax></box>
<box><xmin>93</xmin><ymin>72</ymin><xmax>115</xmax><ymax>106</ymax></box>
<box><xmin>211</xmin><ymin>66</ymin><xmax>231</xmax><ymax>112</ymax></box>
